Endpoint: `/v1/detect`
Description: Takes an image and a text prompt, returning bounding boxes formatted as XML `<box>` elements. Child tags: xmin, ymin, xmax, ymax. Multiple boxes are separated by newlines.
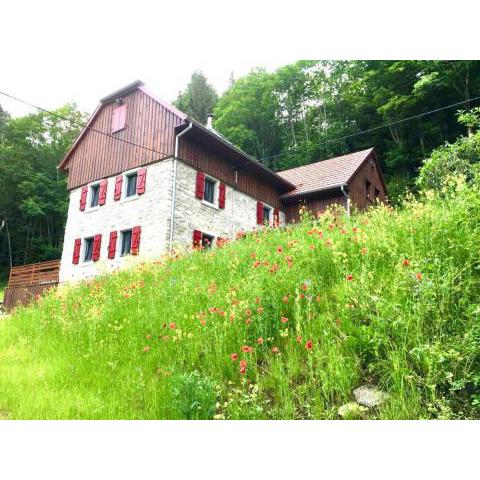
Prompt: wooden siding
<box><xmin>283</xmin><ymin>192</ymin><xmax>345</xmax><ymax>223</ymax></box>
<box><xmin>348</xmin><ymin>154</ymin><xmax>387</xmax><ymax>211</ymax></box>
<box><xmin>179</xmin><ymin>136</ymin><xmax>282</xmax><ymax>208</ymax></box>
<box><xmin>64</xmin><ymin>89</ymin><xmax>183</xmax><ymax>190</ymax></box>
<box><xmin>3</xmin><ymin>260</ymin><xmax>60</xmax><ymax>310</ymax></box>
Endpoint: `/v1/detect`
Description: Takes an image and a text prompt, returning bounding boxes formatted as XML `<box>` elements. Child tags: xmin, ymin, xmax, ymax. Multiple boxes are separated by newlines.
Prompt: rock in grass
<box><xmin>353</xmin><ymin>386</ymin><xmax>389</xmax><ymax>408</ymax></box>
<box><xmin>338</xmin><ymin>402</ymin><xmax>367</xmax><ymax>418</ymax></box>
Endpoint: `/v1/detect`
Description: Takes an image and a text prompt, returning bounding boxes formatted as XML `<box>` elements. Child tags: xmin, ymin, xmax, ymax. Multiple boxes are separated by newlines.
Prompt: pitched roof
<box><xmin>277</xmin><ymin>148</ymin><xmax>375</xmax><ymax>198</ymax></box>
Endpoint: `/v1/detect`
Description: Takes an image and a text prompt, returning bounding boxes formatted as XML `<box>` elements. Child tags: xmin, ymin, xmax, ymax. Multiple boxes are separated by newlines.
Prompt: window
<box><xmin>90</xmin><ymin>184</ymin><xmax>100</xmax><ymax>208</ymax></box>
<box><xmin>263</xmin><ymin>206</ymin><xmax>271</xmax><ymax>225</ymax></box>
<box><xmin>203</xmin><ymin>177</ymin><xmax>216</xmax><ymax>204</ymax></box>
<box><xmin>111</xmin><ymin>104</ymin><xmax>127</xmax><ymax>133</ymax></box>
<box><xmin>84</xmin><ymin>237</ymin><xmax>94</xmax><ymax>262</ymax></box>
<box><xmin>120</xmin><ymin>230</ymin><xmax>132</xmax><ymax>256</ymax></box>
<box><xmin>365</xmin><ymin>179</ymin><xmax>372</xmax><ymax>200</ymax></box>
<box><xmin>201</xmin><ymin>233</ymin><xmax>214</xmax><ymax>249</ymax></box>
<box><xmin>125</xmin><ymin>172</ymin><xmax>137</xmax><ymax>198</ymax></box>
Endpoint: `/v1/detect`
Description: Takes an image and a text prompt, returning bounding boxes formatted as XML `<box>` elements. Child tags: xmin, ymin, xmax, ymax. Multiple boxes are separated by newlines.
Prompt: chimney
<box><xmin>206</xmin><ymin>114</ymin><xmax>214</xmax><ymax>130</ymax></box>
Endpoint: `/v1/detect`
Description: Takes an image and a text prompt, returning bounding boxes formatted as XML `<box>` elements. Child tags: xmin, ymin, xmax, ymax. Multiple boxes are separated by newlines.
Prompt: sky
<box><xmin>2</xmin><ymin>0</ymin><xmax>477</xmax><ymax>118</ymax></box>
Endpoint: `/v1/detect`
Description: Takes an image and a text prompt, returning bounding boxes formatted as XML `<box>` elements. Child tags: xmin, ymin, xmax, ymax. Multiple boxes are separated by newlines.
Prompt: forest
<box><xmin>1</xmin><ymin>60</ymin><xmax>479</xmax><ymax>279</ymax></box>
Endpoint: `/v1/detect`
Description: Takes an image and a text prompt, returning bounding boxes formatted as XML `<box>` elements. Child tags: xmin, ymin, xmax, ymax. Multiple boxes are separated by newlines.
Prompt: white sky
<box><xmin>2</xmin><ymin>0</ymin><xmax>478</xmax><ymax>118</ymax></box>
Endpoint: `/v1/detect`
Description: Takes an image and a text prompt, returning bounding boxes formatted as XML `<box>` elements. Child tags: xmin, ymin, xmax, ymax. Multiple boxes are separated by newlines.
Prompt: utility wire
<box><xmin>0</xmin><ymin>90</ymin><xmax>172</xmax><ymax>159</ymax></box>
<box><xmin>2</xmin><ymin>89</ymin><xmax>480</xmax><ymax>165</ymax></box>
<box><xmin>260</xmin><ymin>95</ymin><xmax>480</xmax><ymax>162</ymax></box>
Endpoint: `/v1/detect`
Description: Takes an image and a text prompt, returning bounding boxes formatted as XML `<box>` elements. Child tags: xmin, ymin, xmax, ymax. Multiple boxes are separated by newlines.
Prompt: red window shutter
<box><xmin>193</xmin><ymin>229</ymin><xmax>202</xmax><ymax>247</ymax></box>
<box><xmin>92</xmin><ymin>234</ymin><xmax>102</xmax><ymax>262</ymax></box>
<box><xmin>99</xmin><ymin>179</ymin><xmax>108</xmax><ymax>205</ymax></box>
<box><xmin>256</xmin><ymin>201</ymin><xmax>264</xmax><ymax>225</ymax></box>
<box><xmin>114</xmin><ymin>175</ymin><xmax>123</xmax><ymax>201</ymax></box>
<box><xmin>218</xmin><ymin>183</ymin><xmax>226</xmax><ymax>209</ymax></box>
<box><xmin>273</xmin><ymin>208</ymin><xmax>280</xmax><ymax>227</ymax></box>
<box><xmin>111</xmin><ymin>104</ymin><xmax>127</xmax><ymax>133</ymax></box>
<box><xmin>131</xmin><ymin>226</ymin><xmax>141</xmax><ymax>255</ymax></box>
<box><xmin>72</xmin><ymin>238</ymin><xmax>81</xmax><ymax>264</ymax></box>
<box><xmin>80</xmin><ymin>186</ymin><xmax>88</xmax><ymax>211</ymax></box>
<box><xmin>137</xmin><ymin>168</ymin><xmax>147</xmax><ymax>195</ymax></box>
<box><xmin>195</xmin><ymin>171</ymin><xmax>205</xmax><ymax>199</ymax></box>
<box><xmin>108</xmin><ymin>231</ymin><xmax>117</xmax><ymax>259</ymax></box>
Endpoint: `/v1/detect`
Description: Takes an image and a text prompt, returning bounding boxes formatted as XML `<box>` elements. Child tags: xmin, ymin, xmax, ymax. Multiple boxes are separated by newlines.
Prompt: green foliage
<box><xmin>0</xmin><ymin>104</ymin><xmax>85</xmax><ymax>276</ymax></box>
<box><xmin>174</xmin><ymin>71</ymin><xmax>218</xmax><ymax>124</ymax></box>
<box><xmin>417</xmin><ymin>132</ymin><xmax>480</xmax><ymax>191</ymax></box>
<box><xmin>1</xmin><ymin>179</ymin><xmax>479</xmax><ymax>419</ymax></box>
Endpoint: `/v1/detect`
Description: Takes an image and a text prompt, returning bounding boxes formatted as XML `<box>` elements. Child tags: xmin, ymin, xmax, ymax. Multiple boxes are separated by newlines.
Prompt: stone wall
<box><xmin>172</xmin><ymin>161</ymin><xmax>285</xmax><ymax>249</ymax></box>
<box><xmin>59</xmin><ymin>160</ymin><xmax>174</xmax><ymax>283</ymax></box>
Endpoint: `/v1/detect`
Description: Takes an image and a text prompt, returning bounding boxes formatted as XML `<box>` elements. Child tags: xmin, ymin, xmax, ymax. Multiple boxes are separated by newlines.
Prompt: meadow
<box><xmin>0</xmin><ymin>178</ymin><xmax>479</xmax><ymax>419</ymax></box>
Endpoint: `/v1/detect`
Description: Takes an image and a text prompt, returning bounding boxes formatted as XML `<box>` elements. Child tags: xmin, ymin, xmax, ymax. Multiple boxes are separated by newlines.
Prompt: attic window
<box><xmin>111</xmin><ymin>103</ymin><xmax>127</xmax><ymax>133</ymax></box>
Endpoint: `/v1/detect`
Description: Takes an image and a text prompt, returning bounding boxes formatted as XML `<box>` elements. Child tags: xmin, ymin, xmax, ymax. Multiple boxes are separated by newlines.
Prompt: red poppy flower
<box><xmin>253</xmin><ymin>260</ymin><xmax>261</xmax><ymax>268</ymax></box>
<box><xmin>271</xmin><ymin>347</ymin><xmax>280</xmax><ymax>354</ymax></box>
<box><xmin>230</xmin><ymin>353</ymin><xmax>238</xmax><ymax>362</ymax></box>
<box><xmin>299</xmin><ymin>293</ymin><xmax>305</xmax><ymax>299</ymax></box>
<box><xmin>239</xmin><ymin>359</ymin><xmax>247</xmax><ymax>374</ymax></box>
<box><xmin>305</xmin><ymin>340</ymin><xmax>313</xmax><ymax>350</ymax></box>
<box><xmin>280</xmin><ymin>316</ymin><xmax>288</xmax><ymax>324</ymax></box>
<box><xmin>169</xmin><ymin>322</ymin><xmax>176</xmax><ymax>330</ymax></box>
<box><xmin>346</xmin><ymin>274</ymin><xmax>353</xmax><ymax>281</ymax></box>
<box><xmin>245</xmin><ymin>309</ymin><xmax>252</xmax><ymax>316</ymax></box>
<box><xmin>296</xmin><ymin>336</ymin><xmax>302</xmax><ymax>344</ymax></box>
<box><xmin>241</xmin><ymin>345</ymin><xmax>253</xmax><ymax>353</ymax></box>
<box><xmin>416</xmin><ymin>272</ymin><xmax>423</xmax><ymax>281</ymax></box>
<box><xmin>301</xmin><ymin>283</ymin><xmax>309</xmax><ymax>291</ymax></box>
<box><xmin>277</xmin><ymin>246</ymin><xmax>283</xmax><ymax>253</ymax></box>
<box><xmin>257</xmin><ymin>337</ymin><xmax>264</xmax><ymax>344</ymax></box>
<box><xmin>403</xmin><ymin>259</ymin><xmax>410</xmax><ymax>267</ymax></box>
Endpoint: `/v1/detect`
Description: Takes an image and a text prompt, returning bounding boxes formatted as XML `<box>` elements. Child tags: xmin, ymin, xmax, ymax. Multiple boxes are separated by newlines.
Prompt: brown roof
<box><xmin>277</xmin><ymin>148</ymin><xmax>375</xmax><ymax>198</ymax></box>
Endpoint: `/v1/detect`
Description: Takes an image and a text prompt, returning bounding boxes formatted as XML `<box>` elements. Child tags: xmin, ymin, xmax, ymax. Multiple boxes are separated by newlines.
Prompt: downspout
<box><xmin>169</xmin><ymin>122</ymin><xmax>193</xmax><ymax>252</ymax></box>
<box><xmin>340</xmin><ymin>184</ymin><xmax>350</xmax><ymax>217</ymax></box>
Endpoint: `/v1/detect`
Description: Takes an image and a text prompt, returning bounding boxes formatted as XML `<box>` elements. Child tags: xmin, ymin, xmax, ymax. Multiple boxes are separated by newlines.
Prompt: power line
<box><xmin>0</xmin><ymin>90</ymin><xmax>172</xmax><ymax>159</ymax></box>
<box><xmin>260</xmin><ymin>95</ymin><xmax>480</xmax><ymax>162</ymax></box>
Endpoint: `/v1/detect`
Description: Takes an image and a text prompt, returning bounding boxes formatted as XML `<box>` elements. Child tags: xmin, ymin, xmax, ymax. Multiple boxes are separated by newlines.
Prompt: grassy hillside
<box><xmin>1</xmin><ymin>179</ymin><xmax>479</xmax><ymax>419</ymax></box>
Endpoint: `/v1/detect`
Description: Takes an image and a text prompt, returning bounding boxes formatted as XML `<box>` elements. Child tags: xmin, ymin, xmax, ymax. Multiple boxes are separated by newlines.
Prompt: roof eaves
<box><xmin>279</xmin><ymin>183</ymin><xmax>345</xmax><ymax>200</ymax></box>
<box><xmin>181</xmin><ymin>118</ymin><xmax>296</xmax><ymax>190</ymax></box>
<box><xmin>100</xmin><ymin>80</ymin><xmax>145</xmax><ymax>104</ymax></box>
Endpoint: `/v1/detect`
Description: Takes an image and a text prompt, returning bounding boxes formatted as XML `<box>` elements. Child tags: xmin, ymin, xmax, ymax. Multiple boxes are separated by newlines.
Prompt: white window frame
<box><xmin>119</xmin><ymin>229</ymin><xmax>133</xmax><ymax>257</ymax></box>
<box><xmin>201</xmin><ymin>174</ymin><xmax>219</xmax><ymax>209</ymax></box>
<box><xmin>121</xmin><ymin>168</ymin><xmax>140</xmax><ymax>203</ymax></box>
<box><xmin>87</xmin><ymin>181</ymin><xmax>101</xmax><ymax>211</ymax></box>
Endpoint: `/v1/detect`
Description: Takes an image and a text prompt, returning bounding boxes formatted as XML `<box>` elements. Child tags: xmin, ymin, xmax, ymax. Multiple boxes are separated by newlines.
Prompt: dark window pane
<box><xmin>204</xmin><ymin>178</ymin><xmax>215</xmax><ymax>204</ymax></box>
<box><xmin>201</xmin><ymin>233</ymin><xmax>214</xmax><ymax>249</ymax></box>
<box><xmin>263</xmin><ymin>206</ymin><xmax>271</xmax><ymax>224</ymax></box>
<box><xmin>84</xmin><ymin>237</ymin><xmax>94</xmax><ymax>262</ymax></box>
<box><xmin>126</xmin><ymin>173</ymin><xmax>137</xmax><ymax>197</ymax></box>
<box><xmin>121</xmin><ymin>230</ymin><xmax>132</xmax><ymax>256</ymax></box>
<box><xmin>90</xmin><ymin>185</ymin><xmax>100</xmax><ymax>207</ymax></box>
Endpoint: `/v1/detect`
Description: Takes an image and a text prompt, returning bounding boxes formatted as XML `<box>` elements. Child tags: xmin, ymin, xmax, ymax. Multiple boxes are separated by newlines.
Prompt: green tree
<box><xmin>0</xmin><ymin>104</ymin><xmax>85</xmax><ymax>276</ymax></box>
<box><xmin>174</xmin><ymin>71</ymin><xmax>218</xmax><ymax>124</ymax></box>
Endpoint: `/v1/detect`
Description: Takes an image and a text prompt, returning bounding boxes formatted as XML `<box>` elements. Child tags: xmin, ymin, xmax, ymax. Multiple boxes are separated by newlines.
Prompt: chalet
<box><xmin>58</xmin><ymin>80</ymin><xmax>387</xmax><ymax>283</ymax></box>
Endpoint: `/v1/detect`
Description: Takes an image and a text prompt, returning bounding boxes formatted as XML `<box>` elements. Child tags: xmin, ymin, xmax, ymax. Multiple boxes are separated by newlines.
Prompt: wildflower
<box><xmin>245</xmin><ymin>318</ymin><xmax>252</xmax><ymax>325</ymax></box>
<box><xmin>239</xmin><ymin>360</ymin><xmax>247</xmax><ymax>374</ymax></box>
<box><xmin>199</xmin><ymin>319</ymin><xmax>206</xmax><ymax>327</ymax></box>
<box><xmin>296</xmin><ymin>336</ymin><xmax>302</xmax><ymax>344</ymax></box>
<box><xmin>315</xmin><ymin>296</ymin><xmax>321</xmax><ymax>302</ymax></box>
<box><xmin>402</xmin><ymin>259</ymin><xmax>410</xmax><ymax>267</ymax></box>
<box><xmin>241</xmin><ymin>345</ymin><xmax>253</xmax><ymax>353</ymax></box>
<box><xmin>245</xmin><ymin>309</ymin><xmax>252</xmax><ymax>316</ymax></box>
<box><xmin>301</xmin><ymin>283</ymin><xmax>309</xmax><ymax>291</ymax></box>
<box><xmin>230</xmin><ymin>313</ymin><xmax>236</xmax><ymax>322</ymax></box>
<box><xmin>329</xmin><ymin>223</ymin><xmax>335</xmax><ymax>231</ymax></box>
<box><xmin>335</xmin><ymin>318</ymin><xmax>341</xmax><ymax>326</ymax></box>
<box><xmin>143</xmin><ymin>346</ymin><xmax>150</xmax><ymax>353</ymax></box>
<box><xmin>250</xmin><ymin>252</ymin><xmax>257</xmax><ymax>259</ymax></box>
<box><xmin>257</xmin><ymin>337</ymin><xmax>264</xmax><ymax>344</ymax></box>
<box><xmin>270</xmin><ymin>263</ymin><xmax>279</xmax><ymax>273</ymax></box>
<box><xmin>255</xmin><ymin>297</ymin><xmax>261</xmax><ymax>304</ymax></box>
<box><xmin>218</xmin><ymin>311</ymin><xmax>226</xmax><ymax>317</ymax></box>
<box><xmin>416</xmin><ymin>272</ymin><xmax>423</xmax><ymax>281</ymax></box>
<box><xmin>280</xmin><ymin>316</ymin><xmax>289</xmax><ymax>324</ymax></box>
<box><xmin>299</xmin><ymin>293</ymin><xmax>305</xmax><ymax>299</ymax></box>
<box><xmin>305</xmin><ymin>340</ymin><xmax>313</xmax><ymax>350</ymax></box>
<box><xmin>352</xmin><ymin>227</ymin><xmax>358</xmax><ymax>233</ymax></box>
<box><xmin>146</xmin><ymin>334</ymin><xmax>152</xmax><ymax>340</ymax></box>
<box><xmin>282</xmin><ymin>296</ymin><xmax>289</xmax><ymax>303</ymax></box>
<box><xmin>271</xmin><ymin>347</ymin><xmax>280</xmax><ymax>354</ymax></box>
<box><xmin>257</xmin><ymin>307</ymin><xmax>264</xmax><ymax>314</ymax></box>
<box><xmin>253</xmin><ymin>260</ymin><xmax>261</xmax><ymax>268</ymax></box>
<box><xmin>169</xmin><ymin>322</ymin><xmax>176</xmax><ymax>330</ymax></box>
<box><xmin>277</xmin><ymin>246</ymin><xmax>283</xmax><ymax>253</ymax></box>
<box><xmin>361</xmin><ymin>247</ymin><xmax>368</xmax><ymax>255</ymax></box>
<box><xmin>230</xmin><ymin>353</ymin><xmax>238</xmax><ymax>362</ymax></box>
<box><xmin>340</xmin><ymin>229</ymin><xmax>347</xmax><ymax>235</ymax></box>
<box><xmin>346</xmin><ymin>274</ymin><xmax>353</xmax><ymax>281</ymax></box>
<box><xmin>309</xmin><ymin>245</ymin><xmax>315</xmax><ymax>250</ymax></box>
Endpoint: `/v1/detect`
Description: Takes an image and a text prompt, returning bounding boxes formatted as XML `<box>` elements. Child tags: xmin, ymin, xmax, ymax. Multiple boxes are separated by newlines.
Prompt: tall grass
<box><xmin>0</xmin><ymin>178</ymin><xmax>479</xmax><ymax>419</ymax></box>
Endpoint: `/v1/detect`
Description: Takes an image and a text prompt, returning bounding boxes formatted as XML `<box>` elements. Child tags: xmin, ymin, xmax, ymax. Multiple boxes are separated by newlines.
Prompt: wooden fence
<box><xmin>3</xmin><ymin>260</ymin><xmax>60</xmax><ymax>311</ymax></box>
